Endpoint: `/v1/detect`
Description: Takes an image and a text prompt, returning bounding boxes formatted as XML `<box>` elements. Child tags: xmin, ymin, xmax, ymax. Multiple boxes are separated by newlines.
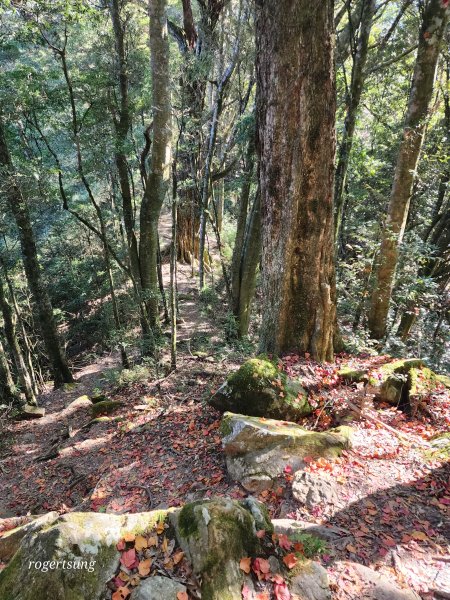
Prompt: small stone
<box><xmin>290</xmin><ymin>560</ymin><xmax>331</xmax><ymax>600</ymax></box>
<box><xmin>130</xmin><ymin>576</ymin><xmax>186</xmax><ymax>600</ymax></box>
<box><xmin>20</xmin><ymin>404</ymin><xmax>45</xmax><ymax>418</ymax></box>
<box><xmin>292</xmin><ymin>471</ymin><xmax>339</xmax><ymax>509</ymax></box>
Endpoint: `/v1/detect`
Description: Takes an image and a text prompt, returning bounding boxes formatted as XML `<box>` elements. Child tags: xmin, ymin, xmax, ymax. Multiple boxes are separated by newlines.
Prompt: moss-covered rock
<box><xmin>209</xmin><ymin>357</ymin><xmax>311</xmax><ymax>421</ymax></box>
<box><xmin>378</xmin><ymin>363</ymin><xmax>442</xmax><ymax>408</ymax></box>
<box><xmin>91</xmin><ymin>400</ymin><xmax>124</xmax><ymax>417</ymax></box>
<box><xmin>425</xmin><ymin>432</ymin><xmax>450</xmax><ymax>461</ymax></box>
<box><xmin>0</xmin><ymin>510</ymin><xmax>171</xmax><ymax>600</ymax></box>
<box><xmin>337</xmin><ymin>367</ymin><xmax>369</xmax><ymax>384</ymax></box>
<box><xmin>221</xmin><ymin>412</ymin><xmax>352</xmax><ymax>492</ymax></box>
<box><xmin>171</xmin><ymin>498</ymin><xmax>267</xmax><ymax>600</ymax></box>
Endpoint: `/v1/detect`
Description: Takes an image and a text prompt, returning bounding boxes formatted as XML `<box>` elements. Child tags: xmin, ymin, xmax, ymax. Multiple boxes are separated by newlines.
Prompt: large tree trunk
<box><xmin>139</xmin><ymin>0</ymin><xmax>172</xmax><ymax>329</ymax></box>
<box><xmin>368</xmin><ymin>0</ymin><xmax>450</xmax><ymax>340</ymax></box>
<box><xmin>0</xmin><ymin>117</ymin><xmax>73</xmax><ymax>387</ymax></box>
<box><xmin>256</xmin><ymin>1</ymin><xmax>337</xmax><ymax>362</ymax></box>
<box><xmin>334</xmin><ymin>0</ymin><xmax>376</xmax><ymax>247</ymax></box>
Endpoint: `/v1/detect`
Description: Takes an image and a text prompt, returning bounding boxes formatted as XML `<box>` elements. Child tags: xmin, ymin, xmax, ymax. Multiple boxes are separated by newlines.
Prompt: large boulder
<box><xmin>209</xmin><ymin>357</ymin><xmax>311</xmax><ymax>421</ymax></box>
<box><xmin>221</xmin><ymin>412</ymin><xmax>352</xmax><ymax>492</ymax></box>
<box><xmin>0</xmin><ymin>510</ymin><xmax>170</xmax><ymax>600</ymax></box>
<box><xmin>170</xmin><ymin>497</ymin><xmax>272</xmax><ymax>600</ymax></box>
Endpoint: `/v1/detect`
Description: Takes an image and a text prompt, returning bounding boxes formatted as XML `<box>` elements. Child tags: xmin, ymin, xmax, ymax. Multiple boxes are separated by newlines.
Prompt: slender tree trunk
<box><xmin>170</xmin><ymin>170</ymin><xmax>178</xmax><ymax>371</ymax></box>
<box><xmin>0</xmin><ymin>339</ymin><xmax>20</xmax><ymax>405</ymax></box>
<box><xmin>231</xmin><ymin>135</ymin><xmax>255</xmax><ymax>313</ymax></box>
<box><xmin>110</xmin><ymin>0</ymin><xmax>141</xmax><ymax>288</ymax></box>
<box><xmin>139</xmin><ymin>0</ymin><xmax>172</xmax><ymax>329</ymax></box>
<box><xmin>0</xmin><ymin>276</ymin><xmax>36</xmax><ymax>404</ymax></box>
<box><xmin>257</xmin><ymin>1</ymin><xmax>337</xmax><ymax>361</ymax></box>
<box><xmin>235</xmin><ymin>188</ymin><xmax>261</xmax><ymax>337</ymax></box>
<box><xmin>334</xmin><ymin>0</ymin><xmax>376</xmax><ymax>246</ymax></box>
<box><xmin>368</xmin><ymin>0</ymin><xmax>450</xmax><ymax>340</ymax></box>
<box><xmin>0</xmin><ymin>117</ymin><xmax>73</xmax><ymax>387</ymax></box>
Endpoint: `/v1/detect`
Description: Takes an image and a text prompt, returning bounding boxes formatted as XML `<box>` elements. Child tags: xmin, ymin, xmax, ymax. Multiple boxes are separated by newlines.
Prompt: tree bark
<box><xmin>235</xmin><ymin>188</ymin><xmax>261</xmax><ymax>337</ymax></box>
<box><xmin>0</xmin><ymin>275</ymin><xmax>36</xmax><ymax>404</ymax></box>
<box><xmin>0</xmin><ymin>117</ymin><xmax>73</xmax><ymax>387</ymax></box>
<box><xmin>368</xmin><ymin>0</ymin><xmax>450</xmax><ymax>340</ymax></box>
<box><xmin>109</xmin><ymin>0</ymin><xmax>141</xmax><ymax>288</ymax></box>
<box><xmin>334</xmin><ymin>0</ymin><xmax>376</xmax><ymax>247</ymax></box>
<box><xmin>139</xmin><ymin>0</ymin><xmax>172</xmax><ymax>329</ymax></box>
<box><xmin>256</xmin><ymin>1</ymin><xmax>337</xmax><ymax>362</ymax></box>
<box><xmin>0</xmin><ymin>338</ymin><xmax>20</xmax><ymax>405</ymax></box>
<box><xmin>231</xmin><ymin>135</ymin><xmax>255</xmax><ymax>313</ymax></box>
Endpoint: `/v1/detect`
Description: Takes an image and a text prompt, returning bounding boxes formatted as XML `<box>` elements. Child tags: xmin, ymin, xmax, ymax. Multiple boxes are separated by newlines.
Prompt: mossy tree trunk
<box><xmin>368</xmin><ymin>0</ymin><xmax>450</xmax><ymax>340</ymax></box>
<box><xmin>0</xmin><ymin>117</ymin><xmax>73</xmax><ymax>388</ymax></box>
<box><xmin>256</xmin><ymin>1</ymin><xmax>337</xmax><ymax>361</ymax></box>
<box><xmin>0</xmin><ymin>338</ymin><xmax>20</xmax><ymax>405</ymax></box>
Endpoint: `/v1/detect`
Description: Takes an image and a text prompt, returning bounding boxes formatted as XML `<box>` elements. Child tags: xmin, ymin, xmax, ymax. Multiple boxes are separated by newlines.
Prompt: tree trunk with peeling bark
<box><xmin>368</xmin><ymin>0</ymin><xmax>450</xmax><ymax>340</ymax></box>
<box><xmin>256</xmin><ymin>0</ymin><xmax>337</xmax><ymax>362</ymax></box>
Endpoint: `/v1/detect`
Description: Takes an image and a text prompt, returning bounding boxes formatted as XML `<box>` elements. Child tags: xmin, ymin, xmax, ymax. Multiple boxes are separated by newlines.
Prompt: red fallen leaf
<box><xmin>277</xmin><ymin>534</ymin><xmax>292</xmax><ymax>550</ymax></box>
<box><xmin>282</xmin><ymin>553</ymin><xmax>298</xmax><ymax>569</ymax></box>
<box><xmin>252</xmin><ymin>557</ymin><xmax>271</xmax><ymax>579</ymax></box>
<box><xmin>176</xmin><ymin>592</ymin><xmax>188</xmax><ymax>600</ymax></box>
<box><xmin>256</xmin><ymin>529</ymin><xmax>266</xmax><ymax>538</ymax></box>
<box><xmin>382</xmin><ymin>536</ymin><xmax>396</xmax><ymax>547</ymax></box>
<box><xmin>271</xmin><ymin>574</ymin><xmax>285</xmax><ymax>584</ymax></box>
<box><xmin>116</xmin><ymin>539</ymin><xmax>126</xmax><ymax>551</ymax></box>
<box><xmin>242</xmin><ymin>584</ymin><xmax>253</xmax><ymax>600</ymax></box>
<box><xmin>274</xmin><ymin>581</ymin><xmax>291</xmax><ymax>600</ymax></box>
<box><xmin>120</xmin><ymin>548</ymin><xmax>137</xmax><ymax>569</ymax></box>
<box><xmin>284</xmin><ymin>465</ymin><xmax>293</xmax><ymax>474</ymax></box>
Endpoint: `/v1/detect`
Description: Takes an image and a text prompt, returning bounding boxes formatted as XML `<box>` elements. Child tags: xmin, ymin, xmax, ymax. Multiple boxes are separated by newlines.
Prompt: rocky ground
<box><xmin>0</xmin><ymin>341</ymin><xmax>449</xmax><ymax>599</ymax></box>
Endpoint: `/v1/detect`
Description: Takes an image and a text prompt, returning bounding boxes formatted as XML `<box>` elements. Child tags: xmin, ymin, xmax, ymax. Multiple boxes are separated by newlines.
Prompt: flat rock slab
<box><xmin>20</xmin><ymin>404</ymin><xmax>45</xmax><ymax>419</ymax></box>
<box><xmin>292</xmin><ymin>471</ymin><xmax>339</xmax><ymax>509</ymax></box>
<box><xmin>130</xmin><ymin>576</ymin><xmax>186</xmax><ymax>600</ymax></box>
<box><xmin>334</xmin><ymin>562</ymin><xmax>421</xmax><ymax>600</ymax></box>
<box><xmin>272</xmin><ymin>519</ymin><xmax>353</xmax><ymax>549</ymax></box>
<box><xmin>221</xmin><ymin>412</ymin><xmax>352</xmax><ymax>492</ymax></box>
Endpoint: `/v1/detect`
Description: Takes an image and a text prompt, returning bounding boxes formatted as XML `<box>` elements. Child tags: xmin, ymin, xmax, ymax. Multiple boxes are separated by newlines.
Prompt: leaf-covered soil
<box><xmin>0</xmin><ymin>344</ymin><xmax>449</xmax><ymax>599</ymax></box>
